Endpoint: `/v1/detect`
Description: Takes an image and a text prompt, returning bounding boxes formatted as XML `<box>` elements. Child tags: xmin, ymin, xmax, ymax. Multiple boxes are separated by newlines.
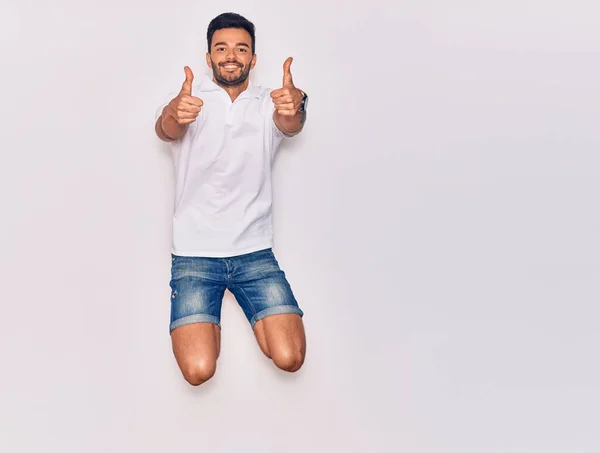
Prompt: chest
<box><xmin>187</xmin><ymin>95</ymin><xmax>271</xmax><ymax>171</ymax></box>
<box><xmin>201</xmin><ymin>97</ymin><xmax>266</xmax><ymax>139</ymax></box>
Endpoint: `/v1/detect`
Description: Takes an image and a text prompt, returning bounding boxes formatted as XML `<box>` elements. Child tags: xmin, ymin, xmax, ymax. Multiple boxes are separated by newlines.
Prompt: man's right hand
<box><xmin>158</xmin><ymin>66</ymin><xmax>203</xmax><ymax>141</ymax></box>
<box><xmin>166</xmin><ymin>66</ymin><xmax>204</xmax><ymax>125</ymax></box>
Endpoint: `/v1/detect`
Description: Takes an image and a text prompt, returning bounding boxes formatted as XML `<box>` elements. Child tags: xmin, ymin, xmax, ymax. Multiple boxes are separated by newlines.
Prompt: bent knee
<box><xmin>181</xmin><ymin>359</ymin><xmax>216</xmax><ymax>386</ymax></box>
<box><xmin>272</xmin><ymin>349</ymin><xmax>305</xmax><ymax>372</ymax></box>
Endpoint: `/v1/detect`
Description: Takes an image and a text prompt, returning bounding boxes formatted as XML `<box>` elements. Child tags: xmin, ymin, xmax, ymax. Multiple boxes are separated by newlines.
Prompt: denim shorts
<box><xmin>168</xmin><ymin>248</ymin><xmax>303</xmax><ymax>333</ymax></box>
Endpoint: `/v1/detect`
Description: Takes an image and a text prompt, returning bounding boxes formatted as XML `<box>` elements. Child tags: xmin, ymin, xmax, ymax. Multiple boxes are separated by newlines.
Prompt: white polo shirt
<box><xmin>155</xmin><ymin>75</ymin><xmax>290</xmax><ymax>257</ymax></box>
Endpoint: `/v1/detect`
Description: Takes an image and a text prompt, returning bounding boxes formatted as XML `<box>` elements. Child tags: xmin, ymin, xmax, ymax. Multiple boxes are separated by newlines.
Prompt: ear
<box><xmin>205</xmin><ymin>52</ymin><xmax>212</xmax><ymax>68</ymax></box>
<box><xmin>250</xmin><ymin>53</ymin><xmax>257</xmax><ymax>70</ymax></box>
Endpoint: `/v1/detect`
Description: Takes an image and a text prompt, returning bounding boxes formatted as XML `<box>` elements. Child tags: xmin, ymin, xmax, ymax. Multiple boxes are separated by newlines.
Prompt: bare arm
<box><xmin>155</xmin><ymin>111</ymin><xmax>188</xmax><ymax>142</ymax></box>
<box><xmin>273</xmin><ymin>109</ymin><xmax>306</xmax><ymax>137</ymax></box>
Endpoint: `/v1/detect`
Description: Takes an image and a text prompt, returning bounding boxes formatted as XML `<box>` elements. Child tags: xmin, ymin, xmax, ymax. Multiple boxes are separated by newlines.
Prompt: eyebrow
<box><xmin>213</xmin><ymin>41</ymin><xmax>250</xmax><ymax>49</ymax></box>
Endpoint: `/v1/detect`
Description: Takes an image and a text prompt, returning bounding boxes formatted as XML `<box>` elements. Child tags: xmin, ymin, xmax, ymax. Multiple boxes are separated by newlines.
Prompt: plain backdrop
<box><xmin>1</xmin><ymin>0</ymin><xmax>599</xmax><ymax>452</ymax></box>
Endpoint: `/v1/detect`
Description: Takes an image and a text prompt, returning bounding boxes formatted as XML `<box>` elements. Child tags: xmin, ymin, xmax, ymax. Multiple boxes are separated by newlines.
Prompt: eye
<box><xmin>237</xmin><ymin>48</ymin><xmax>247</xmax><ymax>52</ymax></box>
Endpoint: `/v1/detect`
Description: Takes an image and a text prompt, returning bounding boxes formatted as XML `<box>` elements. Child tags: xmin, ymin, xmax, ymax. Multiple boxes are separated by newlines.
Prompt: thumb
<box><xmin>282</xmin><ymin>57</ymin><xmax>294</xmax><ymax>87</ymax></box>
<box><xmin>181</xmin><ymin>66</ymin><xmax>194</xmax><ymax>95</ymax></box>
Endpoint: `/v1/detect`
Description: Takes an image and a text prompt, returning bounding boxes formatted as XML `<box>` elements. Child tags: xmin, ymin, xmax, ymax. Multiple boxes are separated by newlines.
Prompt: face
<box><xmin>206</xmin><ymin>28</ymin><xmax>256</xmax><ymax>87</ymax></box>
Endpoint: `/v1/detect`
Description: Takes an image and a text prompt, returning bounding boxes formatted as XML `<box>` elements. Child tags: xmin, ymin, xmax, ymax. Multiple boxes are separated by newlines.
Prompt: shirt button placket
<box><xmin>226</xmin><ymin>102</ymin><xmax>235</xmax><ymax>125</ymax></box>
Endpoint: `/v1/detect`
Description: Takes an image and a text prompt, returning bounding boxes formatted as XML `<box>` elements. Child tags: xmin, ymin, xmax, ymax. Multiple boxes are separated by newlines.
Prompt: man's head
<box><xmin>206</xmin><ymin>12</ymin><xmax>257</xmax><ymax>87</ymax></box>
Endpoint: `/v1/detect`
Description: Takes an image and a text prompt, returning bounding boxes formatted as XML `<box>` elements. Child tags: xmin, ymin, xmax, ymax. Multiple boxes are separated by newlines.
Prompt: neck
<box><xmin>213</xmin><ymin>77</ymin><xmax>250</xmax><ymax>102</ymax></box>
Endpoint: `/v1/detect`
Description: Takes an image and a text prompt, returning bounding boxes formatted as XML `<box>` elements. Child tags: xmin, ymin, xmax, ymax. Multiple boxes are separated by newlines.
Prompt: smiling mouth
<box><xmin>221</xmin><ymin>64</ymin><xmax>241</xmax><ymax>70</ymax></box>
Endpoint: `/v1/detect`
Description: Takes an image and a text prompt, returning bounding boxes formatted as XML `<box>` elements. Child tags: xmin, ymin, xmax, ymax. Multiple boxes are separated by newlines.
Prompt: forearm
<box><xmin>156</xmin><ymin>106</ymin><xmax>188</xmax><ymax>142</ymax></box>
<box><xmin>273</xmin><ymin>110</ymin><xmax>306</xmax><ymax>136</ymax></box>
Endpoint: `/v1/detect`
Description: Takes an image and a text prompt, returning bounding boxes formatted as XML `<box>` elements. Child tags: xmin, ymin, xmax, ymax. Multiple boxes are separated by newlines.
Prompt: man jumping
<box><xmin>154</xmin><ymin>12</ymin><xmax>309</xmax><ymax>386</ymax></box>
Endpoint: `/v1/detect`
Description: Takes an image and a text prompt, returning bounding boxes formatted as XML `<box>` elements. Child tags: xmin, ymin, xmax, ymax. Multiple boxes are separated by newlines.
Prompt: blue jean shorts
<box><xmin>168</xmin><ymin>248</ymin><xmax>303</xmax><ymax>333</ymax></box>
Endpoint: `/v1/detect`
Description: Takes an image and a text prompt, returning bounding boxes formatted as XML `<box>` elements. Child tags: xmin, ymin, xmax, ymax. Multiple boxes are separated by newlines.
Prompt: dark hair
<box><xmin>207</xmin><ymin>12</ymin><xmax>256</xmax><ymax>54</ymax></box>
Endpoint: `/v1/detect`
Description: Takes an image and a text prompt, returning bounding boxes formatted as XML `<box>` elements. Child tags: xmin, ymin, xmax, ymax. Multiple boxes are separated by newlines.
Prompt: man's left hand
<box><xmin>271</xmin><ymin>57</ymin><xmax>304</xmax><ymax>116</ymax></box>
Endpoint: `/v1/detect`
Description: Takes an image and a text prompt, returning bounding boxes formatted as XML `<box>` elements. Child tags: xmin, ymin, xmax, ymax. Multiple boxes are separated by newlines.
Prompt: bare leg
<box><xmin>253</xmin><ymin>314</ymin><xmax>306</xmax><ymax>372</ymax></box>
<box><xmin>171</xmin><ymin>323</ymin><xmax>220</xmax><ymax>386</ymax></box>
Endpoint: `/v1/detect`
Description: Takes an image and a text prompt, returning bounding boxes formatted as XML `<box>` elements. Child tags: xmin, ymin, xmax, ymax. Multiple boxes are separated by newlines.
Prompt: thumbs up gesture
<box><xmin>167</xmin><ymin>66</ymin><xmax>204</xmax><ymax>125</ymax></box>
<box><xmin>270</xmin><ymin>57</ymin><xmax>304</xmax><ymax>116</ymax></box>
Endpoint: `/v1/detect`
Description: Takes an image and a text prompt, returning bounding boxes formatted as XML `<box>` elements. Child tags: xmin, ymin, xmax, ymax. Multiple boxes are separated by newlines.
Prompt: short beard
<box><xmin>210</xmin><ymin>58</ymin><xmax>251</xmax><ymax>87</ymax></box>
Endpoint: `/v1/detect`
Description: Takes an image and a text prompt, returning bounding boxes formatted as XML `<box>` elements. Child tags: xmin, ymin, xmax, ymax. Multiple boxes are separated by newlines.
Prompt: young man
<box><xmin>154</xmin><ymin>12</ymin><xmax>309</xmax><ymax>386</ymax></box>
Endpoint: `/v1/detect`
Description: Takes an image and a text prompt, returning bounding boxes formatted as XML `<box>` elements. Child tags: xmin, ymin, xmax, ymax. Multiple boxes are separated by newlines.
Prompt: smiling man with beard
<box><xmin>154</xmin><ymin>12</ymin><xmax>309</xmax><ymax>386</ymax></box>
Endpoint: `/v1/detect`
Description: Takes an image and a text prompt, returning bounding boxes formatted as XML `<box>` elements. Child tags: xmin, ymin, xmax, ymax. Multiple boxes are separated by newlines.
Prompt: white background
<box><xmin>1</xmin><ymin>0</ymin><xmax>599</xmax><ymax>452</ymax></box>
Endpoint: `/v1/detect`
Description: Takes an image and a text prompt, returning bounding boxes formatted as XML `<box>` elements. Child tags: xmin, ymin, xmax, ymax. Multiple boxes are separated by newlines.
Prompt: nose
<box><xmin>224</xmin><ymin>56</ymin><xmax>240</xmax><ymax>65</ymax></box>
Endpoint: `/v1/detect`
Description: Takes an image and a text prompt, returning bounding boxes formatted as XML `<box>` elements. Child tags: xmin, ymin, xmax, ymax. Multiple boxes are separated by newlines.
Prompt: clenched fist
<box><xmin>165</xmin><ymin>66</ymin><xmax>204</xmax><ymax>125</ymax></box>
<box><xmin>270</xmin><ymin>57</ymin><xmax>304</xmax><ymax>116</ymax></box>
